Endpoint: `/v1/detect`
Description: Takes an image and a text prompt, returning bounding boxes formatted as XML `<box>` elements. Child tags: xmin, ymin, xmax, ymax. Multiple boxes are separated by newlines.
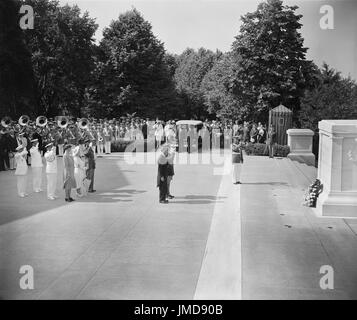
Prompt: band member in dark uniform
<box><xmin>157</xmin><ymin>144</ymin><xmax>169</xmax><ymax>203</ymax></box>
<box><xmin>6</xmin><ymin>128</ymin><xmax>18</xmax><ymax>170</ymax></box>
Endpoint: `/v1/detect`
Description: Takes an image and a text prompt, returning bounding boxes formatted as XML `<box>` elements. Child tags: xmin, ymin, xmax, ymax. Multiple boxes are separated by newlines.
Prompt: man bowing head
<box><xmin>157</xmin><ymin>144</ymin><xmax>169</xmax><ymax>204</ymax></box>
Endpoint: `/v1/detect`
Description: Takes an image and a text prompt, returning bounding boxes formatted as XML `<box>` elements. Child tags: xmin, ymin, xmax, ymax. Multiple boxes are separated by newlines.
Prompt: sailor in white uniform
<box><xmin>30</xmin><ymin>139</ymin><xmax>43</xmax><ymax>192</ymax></box>
<box><xmin>14</xmin><ymin>145</ymin><xmax>28</xmax><ymax>197</ymax></box>
<box><xmin>44</xmin><ymin>142</ymin><xmax>58</xmax><ymax>200</ymax></box>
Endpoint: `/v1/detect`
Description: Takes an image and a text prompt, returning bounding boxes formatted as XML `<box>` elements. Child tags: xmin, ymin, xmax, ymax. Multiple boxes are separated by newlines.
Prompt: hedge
<box><xmin>110</xmin><ymin>139</ymin><xmax>156</xmax><ymax>152</ymax></box>
<box><xmin>243</xmin><ymin>143</ymin><xmax>290</xmax><ymax>157</ymax></box>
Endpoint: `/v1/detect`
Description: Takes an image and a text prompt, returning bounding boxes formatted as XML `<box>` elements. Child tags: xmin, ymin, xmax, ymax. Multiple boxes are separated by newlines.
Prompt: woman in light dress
<box><xmin>73</xmin><ymin>146</ymin><xmax>87</xmax><ymax>197</ymax></box>
<box><xmin>63</xmin><ymin>144</ymin><xmax>76</xmax><ymax>202</ymax></box>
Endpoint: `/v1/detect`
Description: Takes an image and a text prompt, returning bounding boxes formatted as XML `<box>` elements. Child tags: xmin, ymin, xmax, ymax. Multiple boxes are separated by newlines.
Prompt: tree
<box><xmin>201</xmin><ymin>53</ymin><xmax>247</xmax><ymax>120</ymax></box>
<box><xmin>174</xmin><ymin>48</ymin><xmax>221</xmax><ymax>119</ymax></box>
<box><xmin>87</xmin><ymin>8</ymin><xmax>178</xmax><ymax>119</ymax></box>
<box><xmin>23</xmin><ymin>0</ymin><xmax>98</xmax><ymax>117</ymax></box>
<box><xmin>231</xmin><ymin>0</ymin><xmax>316</xmax><ymax>122</ymax></box>
<box><xmin>299</xmin><ymin>63</ymin><xmax>357</xmax><ymax>131</ymax></box>
<box><xmin>0</xmin><ymin>0</ymin><xmax>36</xmax><ymax>118</ymax></box>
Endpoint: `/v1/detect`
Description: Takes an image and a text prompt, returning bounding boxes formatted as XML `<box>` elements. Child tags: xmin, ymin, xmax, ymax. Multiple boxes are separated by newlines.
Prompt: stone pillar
<box><xmin>316</xmin><ymin>120</ymin><xmax>357</xmax><ymax>218</ymax></box>
<box><xmin>286</xmin><ymin>129</ymin><xmax>315</xmax><ymax>166</ymax></box>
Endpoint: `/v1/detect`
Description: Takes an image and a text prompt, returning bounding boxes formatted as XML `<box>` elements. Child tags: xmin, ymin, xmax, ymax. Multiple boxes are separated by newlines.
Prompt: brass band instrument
<box><xmin>36</xmin><ymin>116</ymin><xmax>48</xmax><ymax>127</ymax></box>
<box><xmin>78</xmin><ymin>118</ymin><xmax>89</xmax><ymax>130</ymax></box>
<box><xmin>19</xmin><ymin>115</ymin><xmax>30</xmax><ymax>126</ymax></box>
<box><xmin>58</xmin><ymin>116</ymin><xmax>69</xmax><ymax>128</ymax></box>
<box><xmin>1</xmin><ymin>116</ymin><xmax>12</xmax><ymax>127</ymax></box>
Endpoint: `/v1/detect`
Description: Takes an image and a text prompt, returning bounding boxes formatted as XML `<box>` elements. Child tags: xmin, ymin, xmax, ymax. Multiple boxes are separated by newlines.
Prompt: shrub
<box><xmin>110</xmin><ymin>139</ymin><xmax>156</xmax><ymax>152</ymax></box>
<box><xmin>243</xmin><ymin>143</ymin><xmax>290</xmax><ymax>157</ymax></box>
<box><xmin>111</xmin><ymin>139</ymin><xmax>134</xmax><ymax>152</ymax></box>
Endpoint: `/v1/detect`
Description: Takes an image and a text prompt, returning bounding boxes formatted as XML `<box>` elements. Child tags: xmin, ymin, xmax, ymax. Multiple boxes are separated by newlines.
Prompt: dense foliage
<box><xmin>1</xmin><ymin>0</ymin><xmax>356</xmax><ymax>126</ymax></box>
<box><xmin>0</xmin><ymin>0</ymin><xmax>36</xmax><ymax>117</ymax></box>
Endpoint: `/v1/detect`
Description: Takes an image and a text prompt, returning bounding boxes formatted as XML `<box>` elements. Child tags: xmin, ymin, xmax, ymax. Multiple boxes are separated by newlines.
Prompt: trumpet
<box><xmin>36</xmin><ymin>116</ymin><xmax>47</xmax><ymax>127</ymax></box>
<box><xmin>78</xmin><ymin>118</ymin><xmax>89</xmax><ymax>129</ymax></box>
<box><xmin>58</xmin><ymin>116</ymin><xmax>69</xmax><ymax>128</ymax></box>
<box><xmin>19</xmin><ymin>115</ymin><xmax>30</xmax><ymax>126</ymax></box>
<box><xmin>1</xmin><ymin>116</ymin><xmax>12</xmax><ymax>127</ymax></box>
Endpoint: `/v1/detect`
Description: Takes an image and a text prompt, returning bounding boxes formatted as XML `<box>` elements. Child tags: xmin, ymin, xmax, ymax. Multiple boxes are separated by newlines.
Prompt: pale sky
<box><xmin>58</xmin><ymin>0</ymin><xmax>357</xmax><ymax>80</ymax></box>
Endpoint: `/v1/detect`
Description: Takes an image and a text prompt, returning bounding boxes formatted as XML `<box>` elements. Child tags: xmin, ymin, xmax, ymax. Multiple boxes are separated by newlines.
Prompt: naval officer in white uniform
<box><xmin>30</xmin><ymin>139</ymin><xmax>43</xmax><ymax>192</ymax></box>
<box><xmin>44</xmin><ymin>142</ymin><xmax>58</xmax><ymax>200</ymax></box>
<box><xmin>14</xmin><ymin>145</ymin><xmax>28</xmax><ymax>197</ymax></box>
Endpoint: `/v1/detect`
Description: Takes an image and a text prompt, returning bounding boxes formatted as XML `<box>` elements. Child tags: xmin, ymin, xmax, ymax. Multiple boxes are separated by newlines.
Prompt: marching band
<box><xmin>0</xmin><ymin>114</ymin><xmax>270</xmax><ymax>202</ymax></box>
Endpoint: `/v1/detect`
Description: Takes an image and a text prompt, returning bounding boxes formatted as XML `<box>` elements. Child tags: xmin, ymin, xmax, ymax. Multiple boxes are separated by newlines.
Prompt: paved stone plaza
<box><xmin>0</xmin><ymin>151</ymin><xmax>357</xmax><ymax>299</ymax></box>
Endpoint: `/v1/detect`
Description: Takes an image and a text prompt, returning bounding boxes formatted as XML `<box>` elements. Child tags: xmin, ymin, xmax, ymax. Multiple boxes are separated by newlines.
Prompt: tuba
<box><xmin>78</xmin><ymin>118</ymin><xmax>89</xmax><ymax>130</ymax></box>
<box><xmin>58</xmin><ymin>116</ymin><xmax>69</xmax><ymax>128</ymax></box>
<box><xmin>36</xmin><ymin>116</ymin><xmax>47</xmax><ymax>127</ymax></box>
<box><xmin>1</xmin><ymin>116</ymin><xmax>12</xmax><ymax>127</ymax></box>
<box><xmin>18</xmin><ymin>115</ymin><xmax>30</xmax><ymax>126</ymax></box>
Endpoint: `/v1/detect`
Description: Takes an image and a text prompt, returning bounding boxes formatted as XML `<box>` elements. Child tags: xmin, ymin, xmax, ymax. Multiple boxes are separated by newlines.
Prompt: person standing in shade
<box><xmin>232</xmin><ymin>137</ymin><xmax>244</xmax><ymax>184</ymax></box>
<box><xmin>44</xmin><ymin>142</ymin><xmax>58</xmax><ymax>200</ymax></box>
<box><xmin>63</xmin><ymin>144</ymin><xmax>76</xmax><ymax>202</ymax></box>
<box><xmin>14</xmin><ymin>145</ymin><xmax>29</xmax><ymax>197</ymax></box>
<box><xmin>157</xmin><ymin>144</ymin><xmax>169</xmax><ymax>203</ymax></box>
<box><xmin>266</xmin><ymin>125</ymin><xmax>276</xmax><ymax>158</ymax></box>
<box><xmin>30</xmin><ymin>139</ymin><xmax>43</xmax><ymax>193</ymax></box>
<box><xmin>84</xmin><ymin>139</ymin><xmax>96</xmax><ymax>193</ymax></box>
<box><xmin>6</xmin><ymin>128</ymin><xmax>18</xmax><ymax>170</ymax></box>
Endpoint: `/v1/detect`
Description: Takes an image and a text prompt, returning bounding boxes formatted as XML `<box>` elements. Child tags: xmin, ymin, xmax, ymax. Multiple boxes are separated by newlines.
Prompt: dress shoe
<box><xmin>69</xmin><ymin>198</ymin><xmax>75</xmax><ymax>202</ymax></box>
<box><xmin>88</xmin><ymin>190</ymin><xmax>96</xmax><ymax>193</ymax></box>
<box><xmin>167</xmin><ymin>194</ymin><xmax>175</xmax><ymax>199</ymax></box>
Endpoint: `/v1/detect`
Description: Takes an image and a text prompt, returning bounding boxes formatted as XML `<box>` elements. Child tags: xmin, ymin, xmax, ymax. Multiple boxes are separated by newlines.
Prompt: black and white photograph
<box><xmin>0</xmin><ymin>0</ymin><xmax>357</xmax><ymax>305</ymax></box>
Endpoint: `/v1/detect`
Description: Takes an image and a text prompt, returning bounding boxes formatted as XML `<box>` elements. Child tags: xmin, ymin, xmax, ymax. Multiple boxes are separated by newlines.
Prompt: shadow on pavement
<box><xmin>79</xmin><ymin>189</ymin><xmax>147</xmax><ymax>203</ymax></box>
<box><xmin>0</xmin><ymin>158</ymin><xmax>130</xmax><ymax>225</ymax></box>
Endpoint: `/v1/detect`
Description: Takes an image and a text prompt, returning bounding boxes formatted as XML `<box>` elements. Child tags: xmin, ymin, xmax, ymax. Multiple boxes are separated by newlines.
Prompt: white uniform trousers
<box><xmin>105</xmin><ymin>141</ymin><xmax>111</xmax><ymax>154</ymax></box>
<box><xmin>58</xmin><ymin>144</ymin><xmax>64</xmax><ymax>156</ymax></box>
<box><xmin>46</xmin><ymin>173</ymin><xmax>57</xmax><ymax>198</ymax></box>
<box><xmin>17</xmin><ymin>175</ymin><xmax>27</xmax><ymax>196</ymax></box>
<box><xmin>232</xmin><ymin>163</ymin><xmax>242</xmax><ymax>183</ymax></box>
<box><xmin>97</xmin><ymin>143</ymin><xmax>104</xmax><ymax>156</ymax></box>
<box><xmin>32</xmin><ymin>167</ymin><xmax>42</xmax><ymax>191</ymax></box>
<box><xmin>9</xmin><ymin>156</ymin><xmax>16</xmax><ymax>170</ymax></box>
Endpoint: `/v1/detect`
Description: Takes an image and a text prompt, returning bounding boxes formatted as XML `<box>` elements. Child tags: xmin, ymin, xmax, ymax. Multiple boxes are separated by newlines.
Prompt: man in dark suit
<box><xmin>0</xmin><ymin>130</ymin><xmax>7</xmax><ymax>171</ymax></box>
<box><xmin>84</xmin><ymin>139</ymin><xmax>96</xmax><ymax>193</ymax></box>
<box><xmin>157</xmin><ymin>144</ymin><xmax>169</xmax><ymax>203</ymax></box>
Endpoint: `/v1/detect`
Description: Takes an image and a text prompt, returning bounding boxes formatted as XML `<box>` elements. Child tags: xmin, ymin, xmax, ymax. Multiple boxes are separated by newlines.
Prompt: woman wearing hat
<box><xmin>73</xmin><ymin>145</ymin><xmax>86</xmax><ymax>197</ymax></box>
<box><xmin>14</xmin><ymin>145</ymin><xmax>29</xmax><ymax>197</ymax></box>
<box><xmin>63</xmin><ymin>144</ymin><xmax>76</xmax><ymax>202</ymax></box>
